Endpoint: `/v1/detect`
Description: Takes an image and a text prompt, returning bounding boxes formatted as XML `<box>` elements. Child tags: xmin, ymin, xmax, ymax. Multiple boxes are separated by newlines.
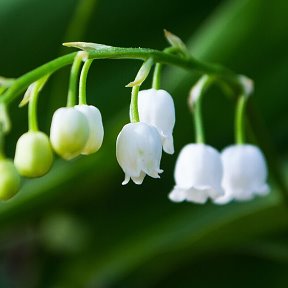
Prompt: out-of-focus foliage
<box><xmin>0</xmin><ymin>0</ymin><xmax>288</xmax><ymax>287</ymax></box>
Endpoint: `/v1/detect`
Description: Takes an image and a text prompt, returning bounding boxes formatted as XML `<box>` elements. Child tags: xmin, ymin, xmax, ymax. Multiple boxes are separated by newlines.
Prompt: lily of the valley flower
<box><xmin>50</xmin><ymin>107</ymin><xmax>89</xmax><ymax>160</ymax></box>
<box><xmin>116</xmin><ymin>122</ymin><xmax>163</xmax><ymax>185</ymax></box>
<box><xmin>169</xmin><ymin>144</ymin><xmax>224</xmax><ymax>204</ymax></box>
<box><xmin>14</xmin><ymin>131</ymin><xmax>53</xmax><ymax>177</ymax></box>
<box><xmin>75</xmin><ymin>105</ymin><xmax>104</xmax><ymax>155</ymax></box>
<box><xmin>0</xmin><ymin>159</ymin><xmax>21</xmax><ymax>200</ymax></box>
<box><xmin>214</xmin><ymin>144</ymin><xmax>269</xmax><ymax>204</ymax></box>
<box><xmin>138</xmin><ymin>88</ymin><xmax>175</xmax><ymax>154</ymax></box>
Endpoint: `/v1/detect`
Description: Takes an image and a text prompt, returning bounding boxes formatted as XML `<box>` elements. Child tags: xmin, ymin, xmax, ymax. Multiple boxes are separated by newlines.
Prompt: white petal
<box><xmin>75</xmin><ymin>105</ymin><xmax>104</xmax><ymax>155</ymax></box>
<box><xmin>131</xmin><ymin>172</ymin><xmax>146</xmax><ymax>185</ymax></box>
<box><xmin>173</xmin><ymin>144</ymin><xmax>224</xmax><ymax>202</ymax></box>
<box><xmin>221</xmin><ymin>144</ymin><xmax>269</xmax><ymax>202</ymax></box>
<box><xmin>122</xmin><ymin>174</ymin><xmax>131</xmax><ymax>185</ymax></box>
<box><xmin>116</xmin><ymin>122</ymin><xmax>163</xmax><ymax>184</ymax></box>
<box><xmin>169</xmin><ymin>187</ymin><xmax>186</xmax><ymax>202</ymax></box>
<box><xmin>162</xmin><ymin>134</ymin><xmax>174</xmax><ymax>154</ymax></box>
<box><xmin>185</xmin><ymin>187</ymin><xmax>209</xmax><ymax>204</ymax></box>
<box><xmin>138</xmin><ymin>89</ymin><xmax>175</xmax><ymax>154</ymax></box>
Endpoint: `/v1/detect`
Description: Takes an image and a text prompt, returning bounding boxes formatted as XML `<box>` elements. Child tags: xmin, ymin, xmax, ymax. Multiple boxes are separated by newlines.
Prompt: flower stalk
<box><xmin>235</xmin><ymin>95</ymin><xmax>247</xmax><ymax>144</ymax></box>
<box><xmin>0</xmin><ymin>45</ymin><xmax>245</xmax><ymax>106</ymax></box>
<box><xmin>67</xmin><ymin>51</ymin><xmax>87</xmax><ymax>107</ymax></box>
<box><xmin>79</xmin><ymin>59</ymin><xmax>93</xmax><ymax>105</ymax></box>
<box><xmin>130</xmin><ymin>86</ymin><xmax>140</xmax><ymax>123</ymax></box>
<box><xmin>152</xmin><ymin>63</ymin><xmax>162</xmax><ymax>89</ymax></box>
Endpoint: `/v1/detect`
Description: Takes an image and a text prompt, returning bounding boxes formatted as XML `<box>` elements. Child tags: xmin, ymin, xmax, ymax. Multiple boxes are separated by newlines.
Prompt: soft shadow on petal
<box><xmin>131</xmin><ymin>172</ymin><xmax>146</xmax><ymax>185</ymax></box>
<box><xmin>186</xmin><ymin>187</ymin><xmax>209</xmax><ymax>204</ymax></box>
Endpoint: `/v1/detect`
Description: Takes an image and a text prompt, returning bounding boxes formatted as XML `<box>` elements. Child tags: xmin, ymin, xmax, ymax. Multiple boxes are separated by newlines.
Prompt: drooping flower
<box><xmin>14</xmin><ymin>131</ymin><xmax>53</xmax><ymax>177</ymax></box>
<box><xmin>169</xmin><ymin>144</ymin><xmax>224</xmax><ymax>204</ymax></box>
<box><xmin>138</xmin><ymin>88</ymin><xmax>175</xmax><ymax>154</ymax></box>
<box><xmin>214</xmin><ymin>144</ymin><xmax>269</xmax><ymax>204</ymax></box>
<box><xmin>116</xmin><ymin>122</ymin><xmax>163</xmax><ymax>185</ymax></box>
<box><xmin>75</xmin><ymin>105</ymin><xmax>104</xmax><ymax>155</ymax></box>
<box><xmin>50</xmin><ymin>107</ymin><xmax>89</xmax><ymax>160</ymax></box>
<box><xmin>0</xmin><ymin>159</ymin><xmax>21</xmax><ymax>200</ymax></box>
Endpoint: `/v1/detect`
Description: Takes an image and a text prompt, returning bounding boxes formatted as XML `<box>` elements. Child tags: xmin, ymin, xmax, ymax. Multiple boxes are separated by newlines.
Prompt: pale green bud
<box><xmin>50</xmin><ymin>107</ymin><xmax>89</xmax><ymax>160</ymax></box>
<box><xmin>0</xmin><ymin>159</ymin><xmax>21</xmax><ymax>200</ymax></box>
<box><xmin>14</xmin><ymin>131</ymin><xmax>54</xmax><ymax>177</ymax></box>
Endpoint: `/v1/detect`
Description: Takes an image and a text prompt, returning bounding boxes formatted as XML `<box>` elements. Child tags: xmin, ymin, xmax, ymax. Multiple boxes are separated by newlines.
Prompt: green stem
<box><xmin>130</xmin><ymin>86</ymin><xmax>140</xmax><ymax>123</ymax></box>
<box><xmin>190</xmin><ymin>75</ymin><xmax>214</xmax><ymax>144</ymax></box>
<box><xmin>0</xmin><ymin>124</ymin><xmax>5</xmax><ymax>159</ymax></box>
<box><xmin>28</xmin><ymin>76</ymin><xmax>50</xmax><ymax>132</ymax></box>
<box><xmin>28</xmin><ymin>87</ymin><xmax>39</xmax><ymax>132</ymax></box>
<box><xmin>0</xmin><ymin>46</ymin><xmax>244</xmax><ymax>105</ymax></box>
<box><xmin>79</xmin><ymin>59</ymin><xmax>93</xmax><ymax>105</ymax></box>
<box><xmin>235</xmin><ymin>95</ymin><xmax>247</xmax><ymax>144</ymax></box>
<box><xmin>152</xmin><ymin>63</ymin><xmax>162</xmax><ymax>89</ymax></box>
<box><xmin>194</xmin><ymin>97</ymin><xmax>205</xmax><ymax>144</ymax></box>
<box><xmin>67</xmin><ymin>52</ymin><xmax>85</xmax><ymax>107</ymax></box>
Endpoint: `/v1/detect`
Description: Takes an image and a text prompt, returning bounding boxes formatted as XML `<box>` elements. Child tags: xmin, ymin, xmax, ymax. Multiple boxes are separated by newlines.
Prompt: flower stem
<box><xmin>235</xmin><ymin>95</ymin><xmax>247</xmax><ymax>144</ymax></box>
<box><xmin>0</xmin><ymin>124</ymin><xmax>5</xmax><ymax>159</ymax></box>
<box><xmin>130</xmin><ymin>86</ymin><xmax>140</xmax><ymax>123</ymax></box>
<box><xmin>0</xmin><ymin>46</ymin><xmax>244</xmax><ymax>106</ymax></box>
<box><xmin>194</xmin><ymin>97</ymin><xmax>205</xmax><ymax>144</ymax></box>
<box><xmin>28</xmin><ymin>75</ymin><xmax>50</xmax><ymax>132</ymax></box>
<box><xmin>79</xmin><ymin>59</ymin><xmax>93</xmax><ymax>105</ymax></box>
<box><xmin>152</xmin><ymin>63</ymin><xmax>162</xmax><ymax>89</ymax></box>
<box><xmin>28</xmin><ymin>87</ymin><xmax>39</xmax><ymax>132</ymax></box>
<box><xmin>67</xmin><ymin>52</ymin><xmax>86</xmax><ymax>107</ymax></box>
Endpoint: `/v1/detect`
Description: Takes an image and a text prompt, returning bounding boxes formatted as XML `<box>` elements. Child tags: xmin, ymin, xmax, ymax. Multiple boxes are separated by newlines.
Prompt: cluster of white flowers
<box><xmin>169</xmin><ymin>143</ymin><xmax>269</xmax><ymax>204</ymax></box>
<box><xmin>116</xmin><ymin>86</ymin><xmax>269</xmax><ymax>205</ymax></box>
<box><xmin>116</xmin><ymin>88</ymin><xmax>175</xmax><ymax>185</ymax></box>
<box><xmin>0</xmin><ymin>58</ymin><xmax>269</xmax><ymax>206</ymax></box>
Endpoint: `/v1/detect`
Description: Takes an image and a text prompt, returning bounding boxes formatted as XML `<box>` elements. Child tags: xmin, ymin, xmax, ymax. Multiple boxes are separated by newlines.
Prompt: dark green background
<box><xmin>0</xmin><ymin>0</ymin><xmax>288</xmax><ymax>287</ymax></box>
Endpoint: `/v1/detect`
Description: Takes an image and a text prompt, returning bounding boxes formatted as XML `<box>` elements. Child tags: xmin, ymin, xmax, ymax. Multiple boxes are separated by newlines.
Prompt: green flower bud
<box><xmin>0</xmin><ymin>159</ymin><xmax>21</xmax><ymax>200</ymax></box>
<box><xmin>50</xmin><ymin>107</ymin><xmax>89</xmax><ymax>160</ymax></box>
<box><xmin>14</xmin><ymin>131</ymin><xmax>54</xmax><ymax>177</ymax></box>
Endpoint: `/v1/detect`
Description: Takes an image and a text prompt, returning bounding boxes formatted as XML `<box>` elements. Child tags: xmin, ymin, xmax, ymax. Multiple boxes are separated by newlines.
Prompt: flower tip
<box><xmin>163</xmin><ymin>136</ymin><xmax>174</xmax><ymax>154</ymax></box>
<box><xmin>168</xmin><ymin>188</ymin><xmax>186</xmax><ymax>202</ymax></box>
<box><xmin>122</xmin><ymin>175</ymin><xmax>130</xmax><ymax>185</ymax></box>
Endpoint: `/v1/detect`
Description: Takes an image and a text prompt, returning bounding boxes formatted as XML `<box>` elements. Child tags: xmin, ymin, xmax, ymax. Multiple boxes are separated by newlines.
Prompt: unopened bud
<box><xmin>0</xmin><ymin>159</ymin><xmax>21</xmax><ymax>200</ymax></box>
<box><xmin>14</xmin><ymin>131</ymin><xmax>54</xmax><ymax>177</ymax></box>
<box><xmin>50</xmin><ymin>107</ymin><xmax>89</xmax><ymax>160</ymax></box>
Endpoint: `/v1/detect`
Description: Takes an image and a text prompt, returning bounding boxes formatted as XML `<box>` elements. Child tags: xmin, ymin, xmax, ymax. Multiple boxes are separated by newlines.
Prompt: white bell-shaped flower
<box><xmin>75</xmin><ymin>105</ymin><xmax>104</xmax><ymax>155</ymax></box>
<box><xmin>50</xmin><ymin>107</ymin><xmax>89</xmax><ymax>160</ymax></box>
<box><xmin>138</xmin><ymin>88</ymin><xmax>175</xmax><ymax>154</ymax></box>
<box><xmin>169</xmin><ymin>144</ymin><xmax>224</xmax><ymax>204</ymax></box>
<box><xmin>214</xmin><ymin>144</ymin><xmax>269</xmax><ymax>204</ymax></box>
<box><xmin>14</xmin><ymin>131</ymin><xmax>53</xmax><ymax>177</ymax></box>
<box><xmin>116</xmin><ymin>122</ymin><xmax>163</xmax><ymax>185</ymax></box>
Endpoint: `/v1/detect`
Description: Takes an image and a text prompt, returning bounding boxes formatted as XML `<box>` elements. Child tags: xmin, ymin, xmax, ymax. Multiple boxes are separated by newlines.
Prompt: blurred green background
<box><xmin>0</xmin><ymin>0</ymin><xmax>288</xmax><ymax>287</ymax></box>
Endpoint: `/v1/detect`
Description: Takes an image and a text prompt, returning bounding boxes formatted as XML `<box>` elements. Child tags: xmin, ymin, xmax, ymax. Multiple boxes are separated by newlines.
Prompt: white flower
<box><xmin>138</xmin><ymin>88</ymin><xmax>175</xmax><ymax>154</ymax></box>
<box><xmin>116</xmin><ymin>122</ymin><xmax>163</xmax><ymax>185</ymax></box>
<box><xmin>214</xmin><ymin>144</ymin><xmax>269</xmax><ymax>204</ymax></box>
<box><xmin>14</xmin><ymin>131</ymin><xmax>53</xmax><ymax>177</ymax></box>
<box><xmin>50</xmin><ymin>107</ymin><xmax>89</xmax><ymax>160</ymax></box>
<box><xmin>75</xmin><ymin>105</ymin><xmax>104</xmax><ymax>155</ymax></box>
<box><xmin>169</xmin><ymin>144</ymin><xmax>224</xmax><ymax>204</ymax></box>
